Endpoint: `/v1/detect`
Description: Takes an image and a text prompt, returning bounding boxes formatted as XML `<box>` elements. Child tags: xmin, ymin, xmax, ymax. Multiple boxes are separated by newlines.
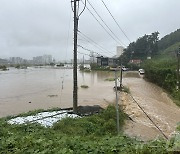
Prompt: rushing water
<box><xmin>0</xmin><ymin>67</ymin><xmax>115</xmax><ymax>117</ymax></box>
<box><xmin>122</xmin><ymin>72</ymin><xmax>180</xmax><ymax>140</ymax></box>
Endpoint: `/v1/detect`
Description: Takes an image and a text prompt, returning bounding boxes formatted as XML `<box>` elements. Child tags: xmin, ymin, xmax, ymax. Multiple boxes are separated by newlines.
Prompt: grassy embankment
<box><xmin>0</xmin><ymin>105</ymin><xmax>179</xmax><ymax>153</ymax></box>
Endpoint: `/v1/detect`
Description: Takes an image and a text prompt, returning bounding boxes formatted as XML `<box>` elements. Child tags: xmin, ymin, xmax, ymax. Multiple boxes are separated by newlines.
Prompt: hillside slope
<box><xmin>158</xmin><ymin>28</ymin><xmax>180</xmax><ymax>51</ymax></box>
<box><xmin>156</xmin><ymin>42</ymin><xmax>180</xmax><ymax>60</ymax></box>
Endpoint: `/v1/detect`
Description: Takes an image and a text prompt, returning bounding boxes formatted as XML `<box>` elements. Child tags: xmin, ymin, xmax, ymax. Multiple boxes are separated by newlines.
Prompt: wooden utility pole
<box><xmin>71</xmin><ymin>0</ymin><xmax>86</xmax><ymax>113</ymax></box>
<box><xmin>120</xmin><ymin>60</ymin><xmax>123</xmax><ymax>89</ymax></box>
<box><xmin>83</xmin><ymin>55</ymin><xmax>84</xmax><ymax>69</ymax></box>
<box><xmin>73</xmin><ymin>0</ymin><xmax>78</xmax><ymax>113</ymax></box>
<box><xmin>114</xmin><ymin>68</ymin><xmax>120</xmax><ymax>134</ymax></box>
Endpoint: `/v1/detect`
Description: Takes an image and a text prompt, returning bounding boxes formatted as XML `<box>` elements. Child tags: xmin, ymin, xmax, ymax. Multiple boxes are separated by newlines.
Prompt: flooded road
<box><xmin>0</xmin><ymin>67</ymin><xmax>115</xmax><ymax>117</ymax></box>
<box><xmin>122</xmin><ymin>72</ymin><xmax>180</xmax><ymax>140</ymax></box>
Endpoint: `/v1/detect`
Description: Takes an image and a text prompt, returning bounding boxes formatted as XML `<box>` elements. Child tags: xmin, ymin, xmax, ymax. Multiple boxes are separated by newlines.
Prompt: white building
<box><xmin>89</xmin><ymin>52</ymin><xmax>97</xmax><ymax>63</ymax></box>
<box><xmin>116</xmin><ymin>46</ymin><xmax>125</xmax><ymax>57</ymax></box>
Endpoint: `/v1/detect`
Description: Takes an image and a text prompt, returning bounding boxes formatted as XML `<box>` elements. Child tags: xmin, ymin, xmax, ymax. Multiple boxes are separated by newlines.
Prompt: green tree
<box><xmin>119</xmin><ymin>32</ymin><xmax>159</xmax><ymax>65</ymax></box>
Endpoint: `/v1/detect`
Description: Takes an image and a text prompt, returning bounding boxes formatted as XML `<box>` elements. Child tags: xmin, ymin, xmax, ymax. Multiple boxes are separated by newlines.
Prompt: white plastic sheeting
<box><xmin>8</xmin><ymin>110</ymin><xmax>80</xmax><ymax>127</ymax></box>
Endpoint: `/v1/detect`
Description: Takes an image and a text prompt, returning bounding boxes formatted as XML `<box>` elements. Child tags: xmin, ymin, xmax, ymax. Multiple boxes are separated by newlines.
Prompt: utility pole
<box><xmin>73</xmin><ymin>0</ymin><xmax>78</xmax><ymax>113</ymax></box>
<box><xmin>115</xmin><ymin>60</ymin><xmax>120</xmax><ymax>134</ymax></box>
<box><xmin>83</xmin><ymin>55</ymin><xmax>84</xmax><ymax>69</ymax></box>
<box><xmin>114</xmin><ymin>68</ymin><xmax>120</xmax><ymax>134</ymax></box>
<box><xmin>177</xmin><ymin>46</ymin><xmax>180</xmax><ymax>91</ymax></box>
<box><xmin>71</xmin><ymin>0</ymin><xmax>86</xmax><ymax>113</ymax></box>
<box><xmin>120</xmin><ymin>59</ymin><xmax>123</xmax><ymax>89</ymax></box>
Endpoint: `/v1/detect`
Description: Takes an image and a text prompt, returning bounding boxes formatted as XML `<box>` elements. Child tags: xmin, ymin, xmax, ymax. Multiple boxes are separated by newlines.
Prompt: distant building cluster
<box><xmin>0</xmin><ymin>55</ymin><xmax>53</xmax><ymax>65</ymax></box>
<box><xmin>33</xmin><ymin>55</ymin><xmax>53</xmax><ymax>65</ymax></box>
<box><xmin>9</xmin><ymin>57</ymin><xmax>27</xmax><ymax>64</ymax></box>
<box><xmin>0</xmin><ymin>46</ymin><xmax>125</xmax><ymax>66</ymax></box>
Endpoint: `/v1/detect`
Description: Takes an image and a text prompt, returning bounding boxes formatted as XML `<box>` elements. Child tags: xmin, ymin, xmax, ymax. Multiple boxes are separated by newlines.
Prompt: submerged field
<box><xmin>0</xmin><ymin>105</ymin><xmax>179</xmax><ymax>153</ymax></box>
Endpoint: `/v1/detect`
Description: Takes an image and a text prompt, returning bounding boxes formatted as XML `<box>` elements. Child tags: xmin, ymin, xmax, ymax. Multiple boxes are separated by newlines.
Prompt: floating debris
<box><xmin>8</xmin><ymin>110</ymin><xmax>80</xmax><ymax>127</ymax></box>
<box><xmin>48</xmin><ymin>95</ymin><xmax>58</xmax><ymax>97</ymax></box>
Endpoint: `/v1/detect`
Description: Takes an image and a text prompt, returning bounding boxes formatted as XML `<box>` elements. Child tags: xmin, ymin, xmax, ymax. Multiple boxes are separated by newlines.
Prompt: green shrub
<box><xmin>143</xmin><ymin>59</ymin><xmax>179</xmax><ymax>103</ymax></box>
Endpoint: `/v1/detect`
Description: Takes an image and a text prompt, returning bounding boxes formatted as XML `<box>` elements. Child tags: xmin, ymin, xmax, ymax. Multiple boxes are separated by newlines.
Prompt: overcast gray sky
<box><xmin>0</xmin><ymin>0</ymin><xmax>180</xmax><ymax>61</ymax></box>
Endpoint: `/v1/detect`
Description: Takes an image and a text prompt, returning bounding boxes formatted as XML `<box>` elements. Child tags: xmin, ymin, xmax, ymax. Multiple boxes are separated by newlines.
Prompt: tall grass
<box><xmin>0</xmin><ymin>105</ymin><xmax>179</xmax><ymax>153</ymax></box>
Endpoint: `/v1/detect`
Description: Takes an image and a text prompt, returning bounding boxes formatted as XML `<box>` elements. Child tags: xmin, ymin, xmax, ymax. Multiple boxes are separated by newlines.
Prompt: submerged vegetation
<box><xmin>105</xmin><ymin>78</ymin><xmax>115</xmax><ymax>81</ymax></box>
<box><xmin>80</xmin><ymin>85</ymin><xmax>89</xmax><ymax>89</ymax></box>
<box><xmin>0</xmin><ymin>105</ymin><xmax>179</xmax><ymax>153</ymax></box>
<box><xmin>0</xmin><ymin>65</ymin><xmax>8</xmax><ymax>71</ymax></box>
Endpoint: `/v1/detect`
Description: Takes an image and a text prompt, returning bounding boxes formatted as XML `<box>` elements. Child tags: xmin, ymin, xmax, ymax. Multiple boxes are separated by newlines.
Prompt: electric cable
<box><xmin>86</xmin><ymin>0</ymin><xmax>125</xmax><ymax>46</ymax></box>
<box><xmin>129</xmin><ymin>93</ymin><xmax>168</xmax><ymax>139</ymax></box>
<box><xmin>78</xmin><ymin>31</ymin><xmax>115</xmax><ymax>56</ymax></box>
<box><xmin>80</xmin><ymin>0</ymin><xmax>122</xmax><ymax>45</ymax></box>
<box><xmin>100</xmin><ymin>0</ymin><xmax>131</xmax><ymax>43</ymax></box>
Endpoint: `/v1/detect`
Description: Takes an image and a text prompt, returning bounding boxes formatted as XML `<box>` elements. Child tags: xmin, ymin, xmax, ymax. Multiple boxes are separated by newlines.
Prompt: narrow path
<box><xmin>122</xmin><ymin>72</ymin><xmax>180</xmax><ymax>140</ymax></box>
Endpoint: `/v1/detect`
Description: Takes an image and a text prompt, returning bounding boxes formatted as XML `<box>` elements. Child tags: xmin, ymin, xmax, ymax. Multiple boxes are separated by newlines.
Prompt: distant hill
<box><xmin>120</xmin><ymin>29</ymin><xmax>180</xmax><ymax>65</ymax></box>
<box><xmin>158</xmin><ymin>28</ymin><xmax>180</xmax><ymax>52</ymax></box>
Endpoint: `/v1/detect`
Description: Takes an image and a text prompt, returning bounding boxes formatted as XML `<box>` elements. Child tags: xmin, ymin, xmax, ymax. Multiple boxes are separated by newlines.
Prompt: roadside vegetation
<box><xmin>143</xmin><ymin>59</ymin><xmax>180</xmax><ymax>105</ymax></box>
<box><xmin>0</xmin><ymin>105</ymin><xmax>179</xmax><ymax>153</ymax></box>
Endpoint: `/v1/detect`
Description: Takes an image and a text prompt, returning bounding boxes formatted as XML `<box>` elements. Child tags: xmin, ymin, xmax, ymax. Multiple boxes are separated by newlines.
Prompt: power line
<box><xmin>78</xmin><ymin>36</ymin><xmax>114</xmax><ymax>57</ymax></box>
<box><xmin>78</xmin><ymin>36</ymin><xmax>113</xmax><ymax>57</ymax></box>
<box><xmin>78</xmin><ymin>31</ymin><xmax>115</xmax><ymax>56</ymax></box>
<box><xmin>59</xmin><ymin>4</ymin><xmax>72</xmax><ymax>106</ymax></box>
<box><xmin>86</xmin><ymin>0</ymin><xmax>126</xmax><ymax>46</ymax></box>
<box><xmin>78</xmin><ymin>44</ymin><xmax>105</xmax><ymax>57</ymax></box>
<box><xmin>100</xmin><ymin>0</ymin><xmax>131</xmax><ymax>43</ymax></box>
<box><xmin>129</xmin><ymin>94</ymin><xmax>168</xmax><ymax>139</ymax></box>
<box><xmin>78</xmin><ymin>51</ymin><xmax>91</xmax><ymax>57</ymax></box>
<box><xmin>77</xmin><ymin>51</ymin><xmax>96</xmax><ymax>58</ymax></box>
<box><xmin>80</xmin><ymin>0</ymin><xmax>123</xmax><ymax>46</ymax></box>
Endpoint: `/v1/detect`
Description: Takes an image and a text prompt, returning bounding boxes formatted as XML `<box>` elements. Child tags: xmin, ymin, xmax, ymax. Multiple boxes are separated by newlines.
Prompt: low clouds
<box><xmin>0</xmin><ymin>0</ymin><xmax>180</xmax><ymax>60</ymax></box>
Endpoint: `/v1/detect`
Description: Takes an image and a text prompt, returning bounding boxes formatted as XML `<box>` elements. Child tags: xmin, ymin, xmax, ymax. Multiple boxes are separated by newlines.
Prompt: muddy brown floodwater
<box><xmin>122</xmin><ymin>71</ymin><xmax>180</xmax><ymax>141</ymax></box>
<box><xmin>0</xmin><ymin>67</ymin><xmax>115</xmax><ymax>117</ymax></box>
<box><xmin>0</xmin><ymin>68</ymin><xmax>179</xmax><ymax>141</ymax></box>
